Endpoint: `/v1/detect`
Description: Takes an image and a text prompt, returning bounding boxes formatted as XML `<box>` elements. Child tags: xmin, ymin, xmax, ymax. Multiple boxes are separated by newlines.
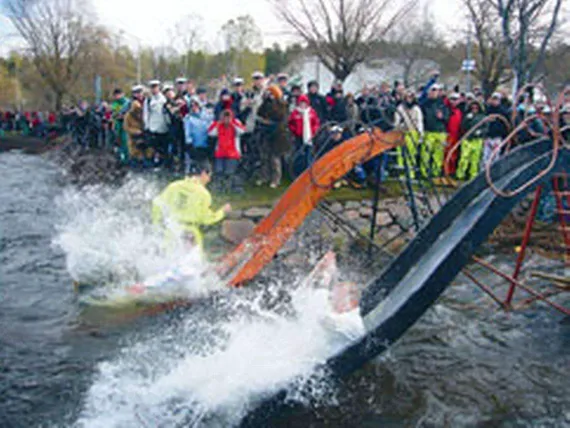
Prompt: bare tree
<box><xmin>495</xmin><ymin>0</ymin><xmax>564</xmax><ymax>90</ymax></box>
<box><xmin>387</xmin><ymin>6</ymin><xmax>443</xmax><ymax>87</ymax></box>
<box><xmin>170</xmin><ymin>14</ymin><xmax>204</xmax><ymax>76</ymax></box>
<box><xmin>271</xmin><ymin>0</ymin><xmax>417</xmax><ymax>82</ymax></box>
<box><xmin>463</xmin><ymin>0</ymin><xmax>511</xmax><ymax>97</ymax></box>
<box><xmin>220</xmin><ymin>15</ymin><xmax>263</xmax><ymax>76</ymax></box>
<box><xmin>3</xmin><ymin>0</ymin><xmax>103</xmax><ymax>110</ymax></box>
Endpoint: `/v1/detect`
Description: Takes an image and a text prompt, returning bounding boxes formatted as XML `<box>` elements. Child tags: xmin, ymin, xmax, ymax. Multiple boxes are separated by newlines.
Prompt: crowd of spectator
<box><xmin>2</xmin><ymin>71</ymin><xmax>569</xmax><ymax>193</ymax></box>
<box><xmin>0</xmin><ymin>110</ymin><xmax>58</xmax><ymax>138</ymax></box>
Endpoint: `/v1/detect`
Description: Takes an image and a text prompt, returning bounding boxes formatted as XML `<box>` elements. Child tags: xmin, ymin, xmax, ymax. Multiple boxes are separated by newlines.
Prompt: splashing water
<box><xmin>52</xmin><ymin>174</ymin><xmax>365</xmax><ymax>426</ymax></box>
<box><xmin>53</xmin><ymin>175</ymin><xmax>217</xmax><ymax>289</ymax></box>
<box><xmin>75</xmin><ymin>284</ymin><xmax>364</xmax><ymax>427</ymax></box>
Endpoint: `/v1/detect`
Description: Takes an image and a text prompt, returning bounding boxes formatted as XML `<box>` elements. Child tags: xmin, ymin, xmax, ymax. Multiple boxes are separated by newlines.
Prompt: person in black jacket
<box><xmin>307</xmin><ymin>80</ymin><xmax>328</xmax><ymax>123</ymax></box>
<box><xmin>483</xmin><ymin>92</ymin><xmax>509</xmax><ymax>166</ymax></box>
<box><xmin>420</xmin><ymin>84</ymin><xmax>449</xmax><ymax>177</ymax></box>
<box><xmin>328</xmin><ymin>88</ymin><xmax>348</xmax><ymax>123</ymax></box>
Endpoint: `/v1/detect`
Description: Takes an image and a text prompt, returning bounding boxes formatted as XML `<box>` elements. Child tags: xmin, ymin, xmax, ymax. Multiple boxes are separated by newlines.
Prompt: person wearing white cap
<box><xmin>420</xmin><ymin>83</ymin><xmax>449</xmax><ymax>177</ymax></box>
<box><xmin>277</xmin><ymin>73</ymin><xmax>290</xmax><ymax>103</ymax></box>
<box><xmin>175</xmin><ymin>77</ymin><xmax>188</xmax><ymax>96</ymax></box>
<box><xmin>235</xmin><ymin>71</ymin><xmax>266</xmax><ymax>165</ymax></box>
<box><xmin>164</xmin><ymin>83</ymin><xmax>188</xmax><ymax>169</ymax></box>
<box><xmin>143</xmin><ymin>79</ymin><xmax>171</xmax><ymax>167</ymax></box>
<box><xmin>231</xmin><ymin>77</ymin><xmax>246</xmax><ymax>121</ymax></box>
<box><xmin>395</xmin><ymin>90</ymin><xmax>424</xmax><ymax>179</ymax></box>
<box><xmin>124</xmin><ymin>84</ymin><xmax>150</xmax><ymax>166</ymax></box>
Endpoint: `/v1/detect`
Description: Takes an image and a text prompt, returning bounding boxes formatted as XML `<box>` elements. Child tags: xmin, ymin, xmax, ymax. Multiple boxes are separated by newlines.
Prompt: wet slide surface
<box><xmin>242</xmin><ymin>141</ymin><xmax>569</xmax><ymax>425</ymax></box>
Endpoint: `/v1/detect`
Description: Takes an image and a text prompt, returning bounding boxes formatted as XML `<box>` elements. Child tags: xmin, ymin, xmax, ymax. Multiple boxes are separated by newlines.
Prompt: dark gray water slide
<box><xmin>242</xmin><ymin>141</ymin><xmax>569</xmax><ymax>426</ymax></box>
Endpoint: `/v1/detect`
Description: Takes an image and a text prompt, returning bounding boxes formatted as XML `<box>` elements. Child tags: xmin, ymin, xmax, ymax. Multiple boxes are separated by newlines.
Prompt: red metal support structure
<box><xmin>505</xmin><ymin>186</ymin><xmax>542</xmax><ymax>306</ymax></box>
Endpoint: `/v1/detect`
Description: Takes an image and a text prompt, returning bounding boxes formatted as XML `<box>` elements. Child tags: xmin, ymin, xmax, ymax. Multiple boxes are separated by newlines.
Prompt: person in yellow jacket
<box><xmin>152</xmin><ymin>162</ymin><xmax>231</xmax><ymax>251</ymax></box>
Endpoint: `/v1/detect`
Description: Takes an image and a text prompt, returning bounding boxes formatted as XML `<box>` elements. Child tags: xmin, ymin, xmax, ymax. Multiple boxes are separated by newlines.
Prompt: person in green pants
<box><xmin>110</xmin><ymin>88</ymin><xmax>130</xmax><ymax>164</ymax></box>
<box><xmin>421</xmin><ymin>84</ymin><xmax>449</xmax><ymax>177</ymax></box>
<box><xmin>457</xmin><ymin>101</ymin><xmax>487</xmax><ymax>181</ymax></box>
<box><xmin>395</xmin><ymin>90</ymin><xmax>424</xmax><ymax>179</ymax></box>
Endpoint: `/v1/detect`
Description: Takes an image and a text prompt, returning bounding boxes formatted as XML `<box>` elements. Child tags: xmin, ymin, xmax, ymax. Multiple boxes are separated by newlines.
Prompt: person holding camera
<box><xmin>208</xmin><ymin>109</ymin><xmax>246</xmax><ymax>193</ymax></box>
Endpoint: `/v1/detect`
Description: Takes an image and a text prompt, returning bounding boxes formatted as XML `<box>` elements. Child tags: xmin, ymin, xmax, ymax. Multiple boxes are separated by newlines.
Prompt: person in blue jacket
<box><xmin>184</xmin><ymin>96</ymin><xmax>213</xmax><ymax>171</ymax></box>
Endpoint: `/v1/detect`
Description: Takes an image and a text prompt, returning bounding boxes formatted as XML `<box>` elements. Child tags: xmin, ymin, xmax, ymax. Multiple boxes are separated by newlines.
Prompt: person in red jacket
<box><xmin>444</xmin><ymin>92</ymin><xmax>463</xmax><ymax>176</ymax></box>
<box><xmin>288</xmin><ymin>94</ymin><xmax>320</xmax><ymax>149</ymax></box>
<box><xmin>208</xmin><ymin>109</ymin><xmax>246</xmax><ymax>192</ymax></box>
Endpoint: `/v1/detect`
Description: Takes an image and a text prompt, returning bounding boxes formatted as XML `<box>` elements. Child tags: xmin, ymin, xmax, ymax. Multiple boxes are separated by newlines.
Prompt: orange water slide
<box><xmin>221</xmin><ymin>128</ymin><xmax>404</xmax><ymax>287</ymax></box>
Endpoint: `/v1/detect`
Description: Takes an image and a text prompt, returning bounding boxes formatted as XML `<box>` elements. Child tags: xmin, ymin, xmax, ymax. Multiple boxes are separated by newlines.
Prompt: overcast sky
<box><xmin>1</xmin><ymin>0</ymin><xmax>464</xmax><ymax>54</ymax></box>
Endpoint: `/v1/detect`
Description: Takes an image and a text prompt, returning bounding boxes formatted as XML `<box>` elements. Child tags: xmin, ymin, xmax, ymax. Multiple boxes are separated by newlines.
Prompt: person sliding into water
<box><xmin>151</xmin><ymin>161</ymin><xmax>231</xmax><ymax>252</ymax></box>
<box><xmin>127</xmin><ymin>162</ymin><xmax>231</xmax><ymax>296</ymax></box>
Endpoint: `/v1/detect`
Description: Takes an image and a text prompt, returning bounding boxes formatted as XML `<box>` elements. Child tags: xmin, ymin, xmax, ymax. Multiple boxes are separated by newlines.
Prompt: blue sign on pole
<box><xmin>94</xmin><ymin>75</ymin><xmax>102</xmax><ymax>105</ymax></box>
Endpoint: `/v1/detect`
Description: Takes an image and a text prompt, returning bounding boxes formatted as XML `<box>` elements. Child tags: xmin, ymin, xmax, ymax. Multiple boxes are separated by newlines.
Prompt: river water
<box><xmin>1</xmin><ymin>152</ymin><xmax>569</xmax><ymax>427</ymax></box>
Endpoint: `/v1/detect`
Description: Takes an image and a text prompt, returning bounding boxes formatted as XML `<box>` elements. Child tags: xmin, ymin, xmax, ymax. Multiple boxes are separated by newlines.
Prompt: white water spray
<box><xmin>53</xmin><ymin>175</ymin><xmax>365</xmax><ymax>426</ymax></box>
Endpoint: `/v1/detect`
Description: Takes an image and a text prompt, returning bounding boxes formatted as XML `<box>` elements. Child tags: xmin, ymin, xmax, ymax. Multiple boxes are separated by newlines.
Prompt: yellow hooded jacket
<box><xmin>152</xmin><ymin>177</ymin><xmax>225</xmax><ymax>249</ymax></box>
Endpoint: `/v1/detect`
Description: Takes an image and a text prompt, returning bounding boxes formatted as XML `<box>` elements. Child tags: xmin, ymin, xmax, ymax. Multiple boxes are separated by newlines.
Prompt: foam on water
<box><xmin>76</xmin><ymin>285</ymin><xmax>364</xmax><ymax>427</ymax></box>
<box><xmin>52</xmin><ymin>175</ymin><xmax>365</xmax><ymax>426</ymax></box>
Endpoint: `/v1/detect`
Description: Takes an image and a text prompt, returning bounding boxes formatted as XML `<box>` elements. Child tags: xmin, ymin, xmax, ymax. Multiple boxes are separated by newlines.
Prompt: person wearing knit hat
<box><xmin>214</xmin><ymin>88</ymin><xmax>236</xmax><ymax>120</ymax></box>
<box><xmin>256</xmin><ymin>84</ymin><xmax>289</xmax><ymax>188</ymax></box>
<box><xmin>288</xmin><ymin>94</ymin><xmax>320</xmax><ymax>149</ymax></box>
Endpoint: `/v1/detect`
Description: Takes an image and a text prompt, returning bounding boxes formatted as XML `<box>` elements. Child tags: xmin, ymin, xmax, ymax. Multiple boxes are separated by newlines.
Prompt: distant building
<box><xmin>285</xmin><ymin>55</ymin><xmax>440</xmax><ymax>93</ymax></box>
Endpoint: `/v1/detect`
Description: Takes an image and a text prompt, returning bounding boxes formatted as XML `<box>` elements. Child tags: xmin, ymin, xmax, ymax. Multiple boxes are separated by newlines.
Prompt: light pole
<box><xmin>466</xmin><ymin>23</ymin><xmax>472</xmax><ymax>92</ymax></box>
<box><xmin>462</xmin><ymin>24</ymin><xmax>475</xmax><ymax>93</ymax></box>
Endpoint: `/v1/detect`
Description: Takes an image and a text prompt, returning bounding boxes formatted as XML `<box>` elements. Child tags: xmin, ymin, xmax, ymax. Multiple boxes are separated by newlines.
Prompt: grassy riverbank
<box><xmin>214</xmin><ymin>180</ymin><xmax>403</xmax><ymax>210</ymax></box>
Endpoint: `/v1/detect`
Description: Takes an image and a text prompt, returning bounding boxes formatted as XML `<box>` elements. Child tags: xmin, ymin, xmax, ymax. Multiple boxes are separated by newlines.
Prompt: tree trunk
<box><xmin>54</xmin><ymin>91</ymin><xmax>63</xmax><ymax>112</ymax></box>
<box><xmin>481</xmin><ymin>79</ymin><xmax>496</xmax><ymax>99</ymax></box>
<box><xmin>333</xmin><ymin>67</ymin><xmax>351</xmax><ymax>83</ymax></box>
